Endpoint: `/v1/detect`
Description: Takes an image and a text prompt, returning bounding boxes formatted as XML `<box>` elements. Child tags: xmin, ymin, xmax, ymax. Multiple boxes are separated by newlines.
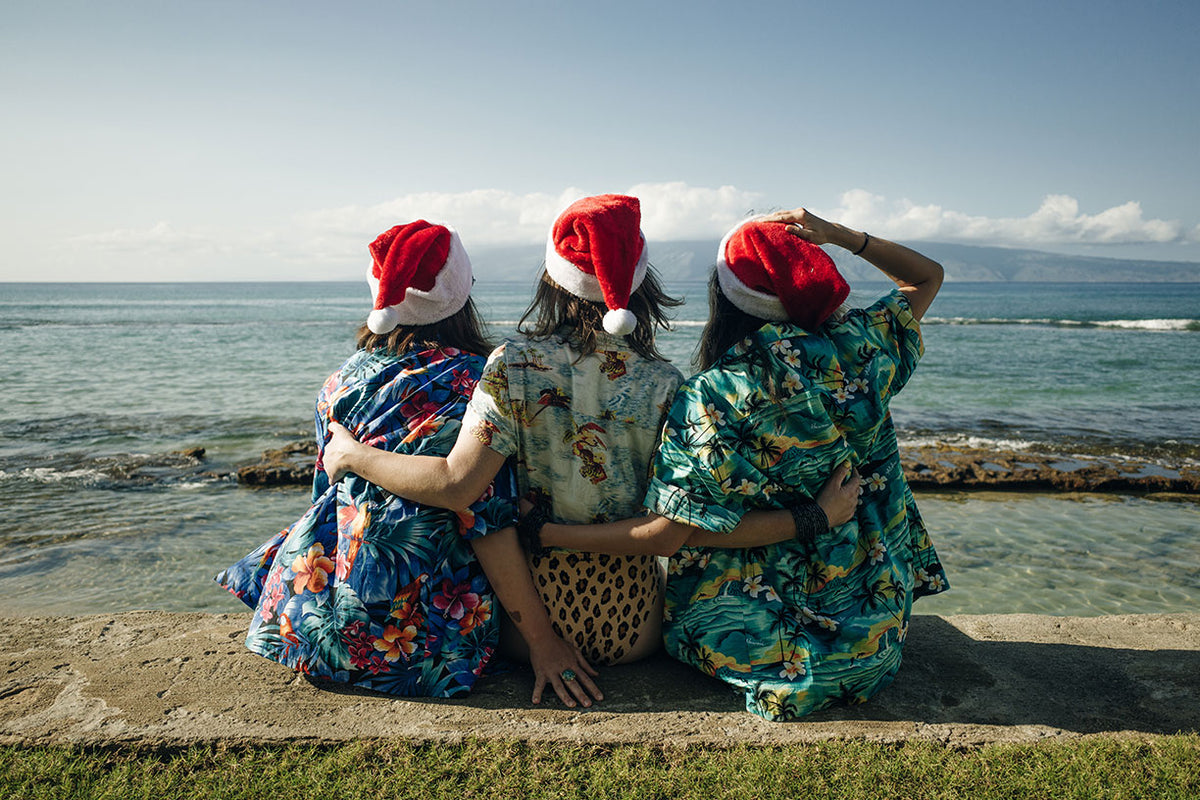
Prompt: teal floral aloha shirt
<box><xmin>217</xmin><ymin>346</ymin><xmax>517</xmax><ymax>698</ymax></box>
<box><xmin>645</xmin><ymin>291</ymin><xmax>948</xmax><ymax>720</ymax></box>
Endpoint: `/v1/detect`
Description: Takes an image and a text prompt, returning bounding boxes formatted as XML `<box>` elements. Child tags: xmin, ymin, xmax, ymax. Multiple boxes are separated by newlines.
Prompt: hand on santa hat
<box><xmin>757</xmin><ymin>207</ymin><xmax>861</xmax><ymax>252</ymax></box>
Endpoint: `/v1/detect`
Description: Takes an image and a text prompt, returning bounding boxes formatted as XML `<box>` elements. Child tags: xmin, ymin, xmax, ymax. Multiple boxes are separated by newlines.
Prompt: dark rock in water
<box><xmin>237</xmin><ymin>441</ymin><xmax>317</xmax><ymax>487</ymax></box>
<box><xmin>83</xmin><ymin>447</ymin><xmax>212</xmax><ymax>486</ymax></box>
<box><xmin>231</xmin><ymin>440</ymin><xmax>1200</xmax><ymax>494</ymax></box>
<box><xmin>901</xmin><ymin>446</ymin><xmax>1199</xmax><ymax>495</ymax></box>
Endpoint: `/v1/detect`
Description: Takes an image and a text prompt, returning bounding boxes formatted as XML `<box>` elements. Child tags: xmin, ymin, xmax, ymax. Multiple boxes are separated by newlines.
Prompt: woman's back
<box><xmin>466</xmin><ymin>329</ymin><xmax>684</xmax><ymax>663</ymax></box>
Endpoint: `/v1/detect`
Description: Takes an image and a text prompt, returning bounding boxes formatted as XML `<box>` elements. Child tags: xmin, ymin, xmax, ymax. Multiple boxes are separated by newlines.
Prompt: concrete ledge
<box><xmin>1</xmin><ymin>612</ymin><xmax>1197</xmax><ymax>748</ymax></box>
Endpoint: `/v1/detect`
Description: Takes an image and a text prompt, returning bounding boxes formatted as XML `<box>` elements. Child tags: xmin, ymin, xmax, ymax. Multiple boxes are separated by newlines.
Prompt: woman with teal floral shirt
<box><xmin>537</xmin><ymin>208</ymin><xmax>948</xmax><ymax>720</ymax></box>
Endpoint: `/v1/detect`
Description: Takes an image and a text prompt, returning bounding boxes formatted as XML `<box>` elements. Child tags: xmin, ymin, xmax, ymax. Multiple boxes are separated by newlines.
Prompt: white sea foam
<box><xmin>900</xmin><ymin>434</ymin><xmax>1040</xmax><ymax>451</ymax></box>
<box><xmin>924</xmin><ymin>316</ymin><xmax>1197</xmax><ymax>331</ymax></box>
<box><xmin>1092</xmin><ymin>318</ymin><xmax>1195</xmax><ymax>331</ymax></box>
<box><xmin>14</xmin><ymin>467</ymin><xmax>108</xmax><ymax>484</ymax></box>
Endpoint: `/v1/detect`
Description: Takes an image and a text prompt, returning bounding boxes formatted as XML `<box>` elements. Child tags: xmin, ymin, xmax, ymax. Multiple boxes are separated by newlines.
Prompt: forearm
<box><xmin>330</xmin><ymin>422</ymin><xmax>506</xmax><ymax>511</ymax></box>
<box><xmin>827</xmin><ymin>225</ymin><xmax>944</xmax><ymax>320</ymax></box>
<box><xmin>470</xmin><ymin>529</ymin><xmax>560</xmax><ymax>648</ymax></box>
<box><xmin>341</xmin><ymin>445</ymin><xmax>477</xmax><ymax>510</ymax></box>
<box><xmin>539</xmin><ymin>509</ymin><xmax>796</xmax><ymax>557</ymax></box>
<box><xmin>539</xmin><ymin>514</ymin><xmax>692</xmax><ymax>557</ymax></box>
<box><xmin>683</xmin><ymin>509</ymin><xmax>795</xmax><ymax>548</ymax></box>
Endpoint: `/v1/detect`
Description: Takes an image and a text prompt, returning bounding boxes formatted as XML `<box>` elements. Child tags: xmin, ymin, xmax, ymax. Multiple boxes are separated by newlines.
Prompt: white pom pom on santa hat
<box><xmin>602</xmin><ymin>307</ymin><xmax>637</xmax><ymax>336</ymax></box>
<box><xmin>367</xmin><ymin>306</ymin><xmax>401</xmax><ymax>335</ymax></box>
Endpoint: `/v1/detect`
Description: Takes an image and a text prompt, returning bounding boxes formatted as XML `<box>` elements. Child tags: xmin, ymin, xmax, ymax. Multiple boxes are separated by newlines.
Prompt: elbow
<box><xmin>443</xmin><ymin>485</ymin><xmax>481</xmax><ymax>513</ymax></box>
<box><xmin>651</xmin><ymin>541</ymin><xmax>682</xmax><ymax>558</ymax></box>
<box><xmin>926</xmin><ymin>259</ymin><xmax>945</xmax><ymax>291</ymax></box>
<box><xmin>649</xmin><ymin>520</ymin><xmax>692</xmax><ymax>557</ymax></box>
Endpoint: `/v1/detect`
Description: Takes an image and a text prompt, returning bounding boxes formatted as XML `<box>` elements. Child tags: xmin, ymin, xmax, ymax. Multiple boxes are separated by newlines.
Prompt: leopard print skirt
<box><xmin>529</xmin><ymin>550</ymin><xmax>664</xmax><ymax>665</ymax></box>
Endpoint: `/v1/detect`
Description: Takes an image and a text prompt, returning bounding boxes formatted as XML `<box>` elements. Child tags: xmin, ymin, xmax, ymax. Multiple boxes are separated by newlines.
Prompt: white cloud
<box><xmin>827</xmin><ymin>190</ymin><xmax>1183</xmax><ymax>246</ymax></box>
<box><xmin>298</xmin><ymin>182</ymin><xmax>767</xmax><ymax>248</ymax></box>
<box><xmin>624</xmin><ymin>182</ymin><xmax>765</xmax><ymax>240</ymax></box>
<box><xmin>70</xmin><ymin>221</ymin><xmax>217</xmax><ymax>253</ymax></box>
<box><xmin>54</xmin><ymin>184</ymin><xmax>1192</xmax><ymax>281</ymax></box>
<box><xmin>298</xmin><ymin>188</ymin><xmax>587</xmax><ymax>249</ymax></box>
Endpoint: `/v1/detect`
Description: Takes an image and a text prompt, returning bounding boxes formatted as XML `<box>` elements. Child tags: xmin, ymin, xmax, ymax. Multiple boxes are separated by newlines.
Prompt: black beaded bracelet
<box><xmin>788</xmin><ymin>500</ymin><xmax>829</xmax><ymax>554</ymax></box>
<box><xmin>516</xmin><ymin>504</ymin><xmax>551</xmax><ymax>557</ymax></box>
<box><xmin>851</xmin><ymin>231</ymin><xmax>871</xmax><ymax>256</ymax></box>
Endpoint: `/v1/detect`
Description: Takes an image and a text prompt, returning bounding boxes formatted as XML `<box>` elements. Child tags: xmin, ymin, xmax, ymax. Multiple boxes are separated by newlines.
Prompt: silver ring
<box><xmin>560</xmin><ymin>669</ymin><xmax>577</xmax><ymax>682</ymax></box>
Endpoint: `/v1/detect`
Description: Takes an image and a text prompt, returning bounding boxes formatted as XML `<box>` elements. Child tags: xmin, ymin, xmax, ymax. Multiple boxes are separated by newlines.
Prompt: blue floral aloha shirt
<box><xmin>216</xmin><ymin>346</ymin><xmax>517</xmax><ymax>697</ymax></box>
<box><xmin>645</xmin><ymin>291</ymin><xmax>949</xmax><ymax>720</ymax></box>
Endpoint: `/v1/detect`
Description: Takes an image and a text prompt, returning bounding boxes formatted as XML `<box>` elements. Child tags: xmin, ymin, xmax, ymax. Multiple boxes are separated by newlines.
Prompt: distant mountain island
<box><xmin>473</xmin><ymin>240</ymin><xmax>1200</xmax><ymax>283</ymax></box>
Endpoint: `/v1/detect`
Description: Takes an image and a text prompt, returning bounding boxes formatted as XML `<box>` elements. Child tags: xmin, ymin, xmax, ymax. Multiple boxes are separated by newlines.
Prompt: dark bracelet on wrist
<box><xmin>516</xmin><ymin>504</ymin><xmax>551</xmax><ymax>557</ymax></box>
<box><xmin>788</xmin><ymin>500</ymin><xmax>829</xmax><ymax>554</ymax></box>
<box><xmin>851</xmin><ymin>231</ymin><xmax>870</xmax><ymax>256</ymax></box>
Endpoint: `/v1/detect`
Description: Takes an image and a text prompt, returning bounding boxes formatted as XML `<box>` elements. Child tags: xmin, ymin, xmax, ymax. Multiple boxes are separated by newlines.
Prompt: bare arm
<box><xmin>322</xmin><ymin>420</ymin><xmax>506</xmax><ymax>511</ymax></box>
<box><xmin>758</xmin><ymin>207</ymin><xmax>944</xmax><ymax>321</ymax></box>
<box><xmin>470</xmin><ymin>529</ymin><xmax>602</xmax><ymax>708</ymax></box>
<box><xmin>538</xmin><ymin>464</ymin><xmax>860</xmax><ymax>556</ymax></box>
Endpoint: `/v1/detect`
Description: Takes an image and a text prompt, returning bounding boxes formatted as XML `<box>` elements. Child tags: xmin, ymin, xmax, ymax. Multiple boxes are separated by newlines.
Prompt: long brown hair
<box><xmin>518</xmin><ymin>265</ymin><xmax>682</xmax><ymax>361</ymax></box>
<box><xmin>355</xmin><ymin>297</ymin><xmax>493</xmax><ymax>357</ymax></box>
<box><xmin>696</xmin><ymin>269</ymin><xmax>771</xmax><ymax>371</ymax></box>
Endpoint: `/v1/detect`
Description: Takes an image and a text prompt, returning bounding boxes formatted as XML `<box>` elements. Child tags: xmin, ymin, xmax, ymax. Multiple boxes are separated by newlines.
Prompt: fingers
<box><xmin>532</xmin><ymin>672</ymin><xmax>584</xmax><ymax>708</ymax></box>
<box><xmin>570</xmin><ymin>655</ymin><xmax>603</xmax><ymax>699</ymax></box>
<box><xmin>540</xmin><ymin>670</ymin><xmax>599</xmax><ymax>709</ymax></box>
<box><xmin>830</xmin><ymin>461</ymin><xmax>851</xmax><ymax>485</ymax></box>
<box><xmin>786</xmin><ymin>224</ymin><xmax>817</xmax><ymax>242</ymax></box>
<box><xmin>530</xmin><ymin>652</ymin><xmax>603</xmax><ymax>708</ymax></box>
<box><xmin>558</xmin><ymin>672</ymin><xmax>596</xmax><ymax>708</ymax></box>
<box><xmin>757</xmin><ymin>207</ymin><xmax>808</xmax><ymax>224</ymax></box>
<box><xmin>579</xmin><ymin>657</ymin><xmax>600</xmax><ymax>678</ymax></box>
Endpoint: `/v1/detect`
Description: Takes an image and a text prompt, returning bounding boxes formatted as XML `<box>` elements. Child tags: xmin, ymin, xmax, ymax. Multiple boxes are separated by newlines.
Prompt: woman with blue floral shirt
<box><xmin>217</xmin><ymin>220</ymin><xmax>522</xmax><ymax>698</ymax></box>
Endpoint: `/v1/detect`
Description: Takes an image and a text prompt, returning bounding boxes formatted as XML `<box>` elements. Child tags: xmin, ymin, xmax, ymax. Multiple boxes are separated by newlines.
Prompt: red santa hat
<box><xmin>365</xmin><ymin>220</ymin><xmax>473</xmax><ymax>334</ymax></box>
<box><xmin>543</xmin><ymin>194</ymin><xmax>649</xmax><ymax>336</ymax></box>
<box><xmin>716</xmin><ymin>217</ymin><xmax>850</xmax><ymax>331</ymax></box>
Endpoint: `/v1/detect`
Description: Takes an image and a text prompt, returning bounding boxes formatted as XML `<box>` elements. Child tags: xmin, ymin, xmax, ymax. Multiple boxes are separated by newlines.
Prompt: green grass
<box><xmin>2</xmin><ymin>737</ymin><xmax>1198</xmax><ymax>799</ymax></box>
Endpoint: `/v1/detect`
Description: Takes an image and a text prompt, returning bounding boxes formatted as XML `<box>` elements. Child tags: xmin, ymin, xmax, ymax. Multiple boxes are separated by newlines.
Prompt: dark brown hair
<box><xmin>518</xmin><ymin>265</ymin><xmax>682</xmax><ymax>361</ymax></box>
<box><xmin>355</xmin><ymin>297</ymin><xmax>493</xmax><ymax>357</ymax></box>
<box><xmin>696</xmin><ymin>268</ymin><xmax>771</xmax><ymax>371</ymax></box>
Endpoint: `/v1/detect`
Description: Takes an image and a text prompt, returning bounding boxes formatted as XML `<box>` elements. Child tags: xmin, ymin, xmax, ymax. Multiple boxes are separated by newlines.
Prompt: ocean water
<box><xmin>0</xmin><ymin>279</ymin><xmax>1197</xmax><ymax>617</ymax></box>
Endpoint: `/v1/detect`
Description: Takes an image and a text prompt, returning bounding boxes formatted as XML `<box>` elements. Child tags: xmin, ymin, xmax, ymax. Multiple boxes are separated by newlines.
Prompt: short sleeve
<box><xmin>461</xmin><ymin>345</ymin><xmax>519</xmax><ymax>458</ymax></box>
<box><xmin>643</xmin><ymin>379</ymin><xmax>748</xmax><ymax>534</ymax></box>
<box><xmin>840</xmin><ymin>289</ymin><xmax>924</xmax><ymax>399</ymax></box>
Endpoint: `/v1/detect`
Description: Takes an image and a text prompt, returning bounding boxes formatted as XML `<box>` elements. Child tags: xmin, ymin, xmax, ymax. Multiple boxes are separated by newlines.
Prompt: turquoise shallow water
<box><xmin>0</xmin><ymin>280</ymin><xmax>1197</xmax><ymax>616</ymax></box>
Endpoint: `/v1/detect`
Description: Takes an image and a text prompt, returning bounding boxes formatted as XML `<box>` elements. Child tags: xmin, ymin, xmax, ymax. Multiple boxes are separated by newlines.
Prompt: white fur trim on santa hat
<box><xmin>543</xmin><ymin>229</ymin><xmax>649</xmax><ymax>306</ymax></box>
<box><xmin>715</xmin><ymin>218</ymin><xmax>788</xmax><ymax>322</ymax></box>
<box><xmin>365</xmin><ymin>224</ymin><xmax>473</xmax><ymax>332</ymax></box>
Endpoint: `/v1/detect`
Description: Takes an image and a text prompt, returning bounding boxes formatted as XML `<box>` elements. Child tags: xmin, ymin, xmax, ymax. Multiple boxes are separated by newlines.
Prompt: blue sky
<box><xmin>2</xmin><ymin>0</ymin><xmax>1198</xmax><ymax>281</ymax></box>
